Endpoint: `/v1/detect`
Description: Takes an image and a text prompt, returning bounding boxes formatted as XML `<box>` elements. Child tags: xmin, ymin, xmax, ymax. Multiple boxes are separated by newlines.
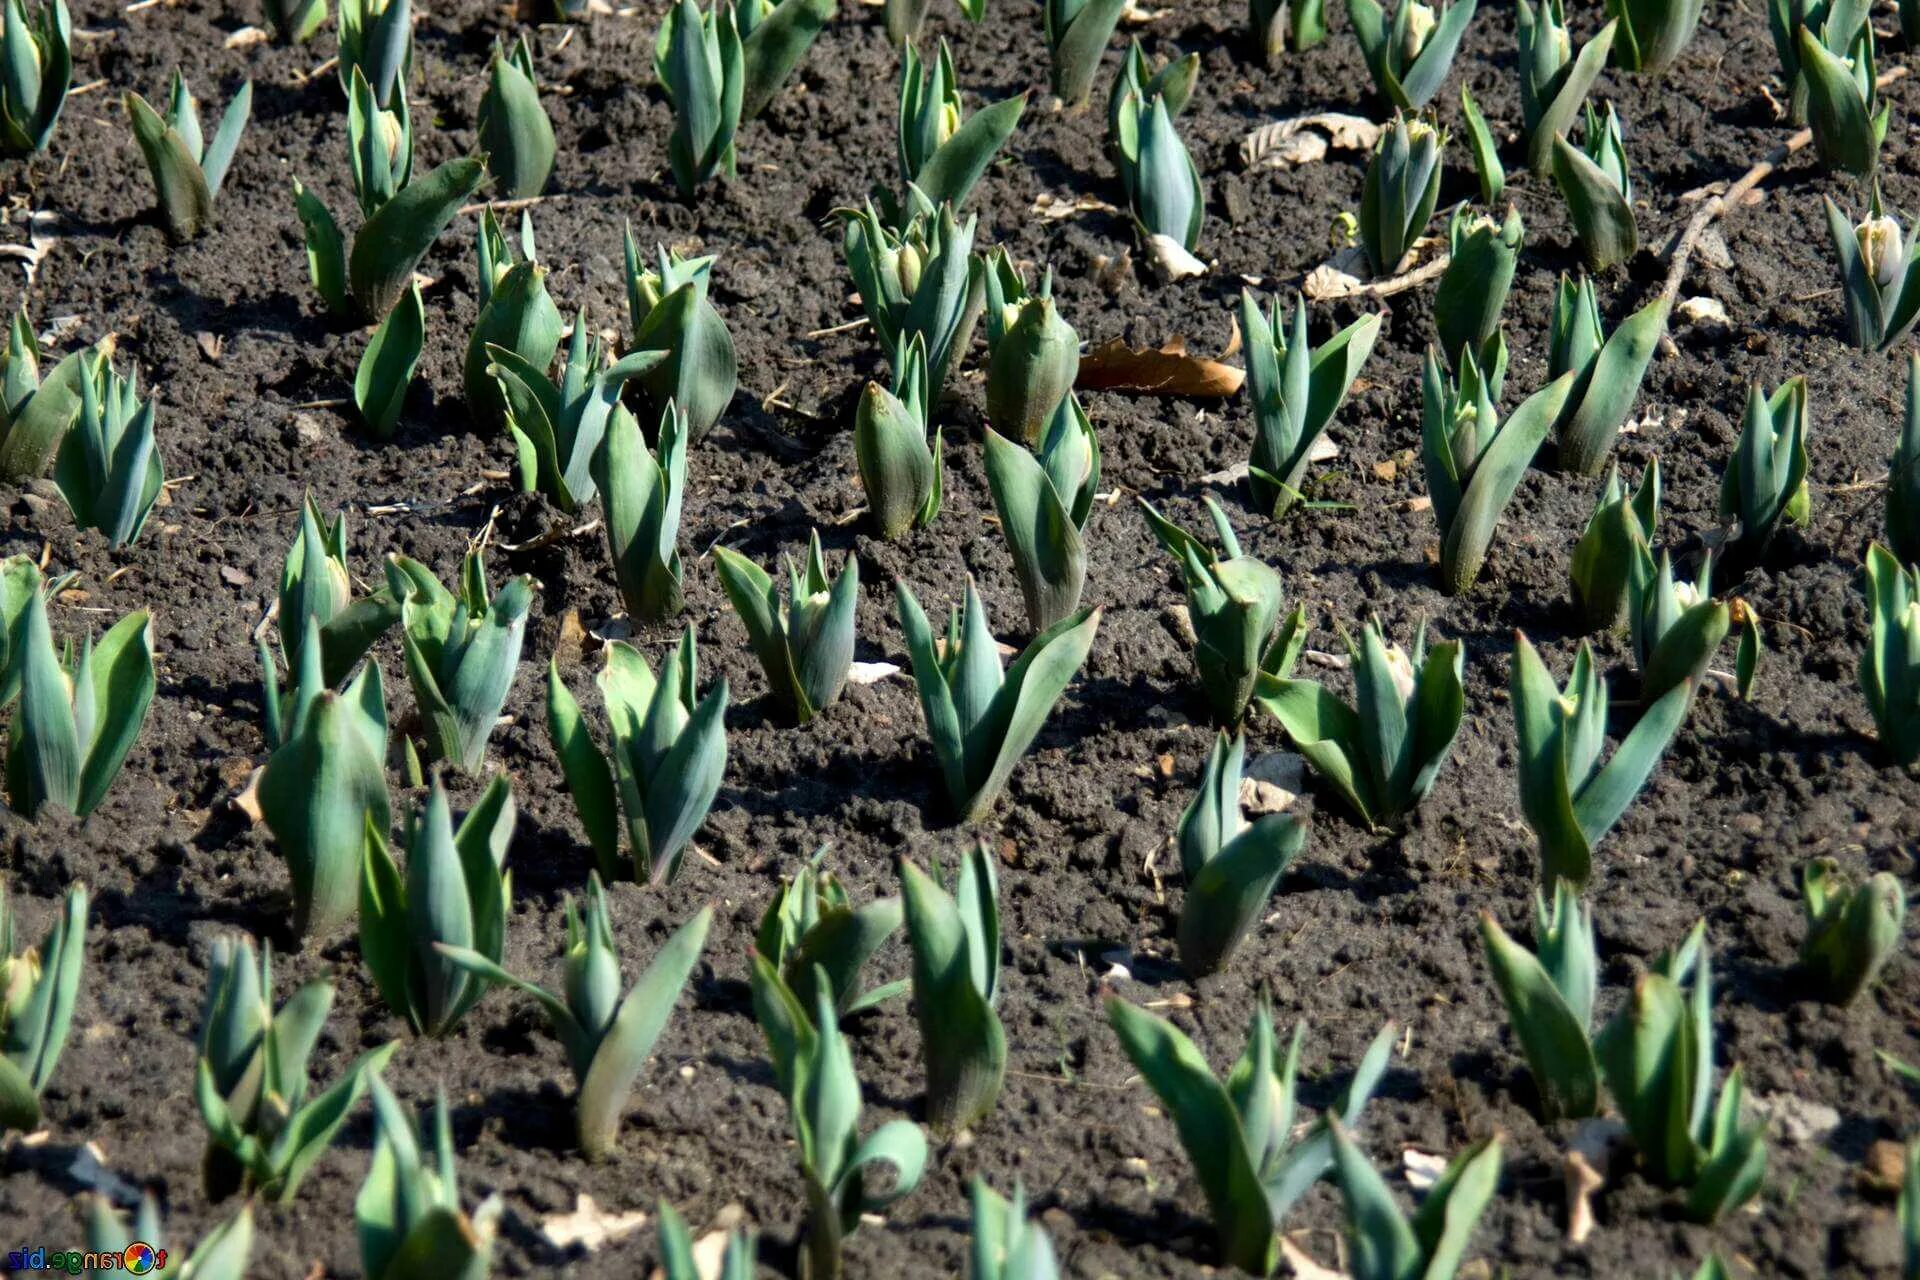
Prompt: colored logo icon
<box><xmin>123</xmin><ymin>1242</ymin><xmax>161</xmax><ymax>1275</ymax></box>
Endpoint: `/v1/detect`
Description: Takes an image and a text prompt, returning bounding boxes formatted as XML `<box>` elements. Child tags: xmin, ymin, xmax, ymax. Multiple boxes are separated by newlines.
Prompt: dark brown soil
<box><xmin>1</xmin><ymin>0</ymin><xmax>1918</xmax><ymax>1275</ymax></box>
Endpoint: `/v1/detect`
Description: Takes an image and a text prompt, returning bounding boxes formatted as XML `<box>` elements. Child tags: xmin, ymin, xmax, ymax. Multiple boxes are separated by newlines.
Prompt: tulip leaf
<box><xmin>348</xmin><ymin>156</ymin><xmax>486</xmax><ymax>320</ymax></box>
<box><xmin>1442</xmin><ymin>373</ymin><xmax>1572</xmax><ymax>594</ymax></box>
<box><xmin>914</xmin><ymin>91</ymin><xmax>1027</xmax><ymax>214</ymax></box>
<box><xmin>354</xmin><ymin>280</ymin><xmax>425</xmax><ymax>439</ymax></box>
<box><xmin>1180</xmin><ymin>815</ymin><xmax>1306</xmax><ymax>978</ymax></box>
<box><xmin>1551</xmin><ymin>134</ymin><xmax>1637</xmax><ymax>272</ymax></box>
<box><xmin>740</xmin><ymin>0</ymin><xmax>836</xmax><ymax>121</ymax></box>
<box><xmin>126</xmin><ymin>90</ymin><xmax>215</xmax><ymax>240</ymax></box>
<box><xmin>577</xmin><ymin>906</ymin><xmax>711</xmax><ymax>1159</ymax></box>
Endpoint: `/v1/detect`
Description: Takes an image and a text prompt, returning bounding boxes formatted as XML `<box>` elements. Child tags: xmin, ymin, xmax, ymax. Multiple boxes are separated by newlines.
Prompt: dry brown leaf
<box><xmin>1241</xmin><ymin>112</ymin><xmax>1383</xmax><ymax>169</ymax></box>
<box><xmin>1077</xmin><ymin>338</ymin><xmax>1244</xmax><ymax>398</ymax></box>
<box><xmin>542</xmin><ymin>1194</ymin><xmax>650</xmax><ymax>1252</ymax></box>
<box><xmin>1279</xmin><ymin>1236</ymin><xmax>1349</xmax><ymax>1280</ymax></box>
<box><xmin>1565</xmin><ymin>1150</ymin><xmax>1603</xmax><ymax>1244</ymax></box>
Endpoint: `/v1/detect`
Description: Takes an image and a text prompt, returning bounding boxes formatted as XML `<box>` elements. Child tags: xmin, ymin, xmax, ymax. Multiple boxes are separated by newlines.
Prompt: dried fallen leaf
<box><xmin>223</xmin><ymin>24</ymin><xmax>268</xmax><ymax>47</ymax></box>
<box><xmin>230</xmin><ymin>766</ymin><xmax>264</xmax><ymax>825</ymax></box>
<box><xmin>1564</xmin><ymin>1149</ymin><xmax>1604</xmax><ymax>1244</ymax></box>
<box><xmin>542</xmin><ymin>1194</ymin><xmax>650</xmax><ymax>1252</ymax></box>
<box><xmin>1402</xmin><ymin>1147</ymin><xmax>1448</xmax><ymax>1191</ymax></box>
<box><xmin>1143</xmin><ymin>232</ymin><xmax>1207</xmax><ymax>281</ymax></box>
<box><xmin>1676</xmin><ymin>296</ymin><xmax>1730</xmax><ymax>327</ymax></box>
<box><xmin>1031</xmin><ymin>191</ymin><xmax>1121</xmax><ymax>221</ymax></box>
<box><xmin>1240</xmin><ymin>752</ymin><xmax>1305</xmax><ymax>814</ymax></box>
<box><xmin>197</xmin><ymin>331</ymin><xmax>224</xmax><ymax>362</ymax></box>
<box><xmin>1077</xmin><ymin>337</ymin><xmax>1244</xmax><ymax>398</ymax></box>
<box><xmin>1241</xmin><ymin>112</ymin><xmax>1383</xmax><ymax>169</ymax></box>
<box><xmin>0</xmin><ymin>210</ymin><xmax>58</xmax><ymax>287</ymax></box>
<box><xmin>846</xmin><ymin>661</ymin><xmax>900</xmax><ymax>685</ymax></box>
<box><xmin>1279</xmin><ymin>1235</ymin><xmax>1350</xmax><ymax>1280</ymax></box>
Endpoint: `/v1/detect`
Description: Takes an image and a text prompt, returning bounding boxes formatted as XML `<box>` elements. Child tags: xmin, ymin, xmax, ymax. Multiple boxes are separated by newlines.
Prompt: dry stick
<box><xmin>1661</xmin><ymin>65</ymin><xmax>1909</xmax><ymax>310</ymax></box>
<box><xmin>1306</xmin><ymin>251</ymin><xmax>1451</xmax><ymax>302</ymax></box>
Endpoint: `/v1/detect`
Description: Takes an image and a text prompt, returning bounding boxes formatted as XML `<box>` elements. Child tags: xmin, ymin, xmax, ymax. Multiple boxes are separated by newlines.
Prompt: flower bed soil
<box><xmin>2</xmin><ymin>0</ymin><xmax>1919</xmax><ymax>1276</ymax></box>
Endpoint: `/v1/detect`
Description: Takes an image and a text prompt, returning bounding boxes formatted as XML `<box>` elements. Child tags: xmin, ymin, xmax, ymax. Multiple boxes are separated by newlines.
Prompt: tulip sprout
<box><xmin>263</xmin><ymin>0</ymin><xmax>324</xmax><ymax>41</ymax></box>
<box><xmin>354</xmin><ymin>279</ymin><xmax>425</xmax><ymax>439</ymax></box>
<box><xmin>1823</xmin><ymin>189</ymin><xmax>1920</xmax><ymax>353</ymax></box>
<box><xmin>754</xmin><ymin>846</ymin><xmax>905</xmax><ymax>1019</ymax></box>
<box><xmin>438</xmin><ymin>879</ymin><xmax>713</xmax><ymax>1160</ymax></box>
<box><xmin>601</xmin><ymin>402</ymin><xmax>689</xmax><ymax>624</ymax></box>
<box><xmin>895</xmin><ymin>579</ymin><xmax>1099</xmax><ymax>822</ymax></box>
<box><xmin>86</xmin><ymin>1193</ymin><xmax>253</xmax><ymax>1280</ymax></box>
<box><xmin>1251</xmin><ymin>0</ymin><xmax>1327</xmax><ymax>61</ymax></box>
<box><xmin>385</xmin><ymin>550</ymin><xmax>531</xmax><ymax>772</ymax></box>
<box><xmin>1106</xmin><ymin>996</ymin><xmax>1395</xmax><ymax>1275</ymax></box>
<box><xmin>194</xmin><ymin>934</ymin><xmax>399</xmax><ymax>1201</ymax></box>
<box><xmin>983</xmin><ymin>251</ymin><xmax>1079</xmax><ymax>447</ymax></box>
<box><xmin>1175</xmin><ymin>733</ymin><xmax>1308</xmax><ymax>977</ymax></box>
<box><xmin>1106</xmin><ymin>38</ymin><xmax>1197</xmax><ymax>162</ymax></box>
<box><xmin>658</xmin><ymin>1200</ymin><xmax>755</xmax><ymax>1279</ymax></box>
<box><xmin>1570</xmin><ymin>459</ymin><xmax>1660</xmax><ymax>631</ymax></box>
<box><xmin>1511</xmin><ymin>633</ymin><xmax>1690</xmax><ymax>888</ymax></box>
<box><xmin>261</xmin><ymin>498</ymin><xmax>402</xmax><ymax>710</ymax></box>
<box><xmin>1718</xmin><ymin>377</ymin><xmax>1810</xmax><ymax>557</ymax></box>
<box><xmin>886</xmin><ymin>0</ymin><xmax>983</xmax><ymax>44</ymax></box>
<box><xmin>1605</xmin><ymin>0</ymin><xmax>1705</xmax><ymax>72</ymax></box>
<box><xmin>465</xmin><ymin>208</ymin><xmax>563</xmax><ymax>433</ymax></box>
<box><xmin>0</xmin><ymin>0</ymin><xmax>70</xmax><ymax>157</ymax></box>
<box><xmin>839</xmin><ymin>197</ymin><xmax>984</xmax><ymax>403</ymax></box>
<box><xmin>1256</xmin><ymin>615</ymin><xmax>1465</xmax><ymax>829</ymax></box>
<box><xmin>5</xmin><ymin>591</ymin><xmax>154</xmax><ymax>820</ymax></box>
<box><xmin>1552</xmin><ymin>102</ymin><xmax>1637</xmax><ymax>273</ymax></box>
<box><xmin>547</xmin><ymin>629</ymin><xmax>728</xmax><ymax>887</ymax></box>
<box><xmin>982</xmin><ymin>397</ymin><xmax>1099</xmax><ymax>633</ymax></box>
<box><xmin>0</xmin><ymin>321</ymin><xmax>108</xmax><ymax>484</ymax></box>
<box><xmin>657</xmin><ymin>0</ymin><xmax>837</xmax><ymax>122</ymax></box>
<box><xmin>1360</xmin><ymin>114</ymin><xmax>1445</xmax><ymax>276</ymax></box>
<box><xmin>1518</xmin><ymin>0</ymin><xmax>1614</xmax><ymax>174</ymax></box>
<box><xmin>1798</xmin><ymin>857</ymin><xmax>1906</xmax><ymax>1004</ymax></box>
<box><xmin>295</xmin><ymin>145</ymin><xmax>485</xmax><ymax>321</ymax></box>
<box><xmin>1043</xmin><ymin>0</ymin><xmax>1130</xmax><ymax>108</ymax></box>
<box><xmin>856</xmin><ymin>335</ymin><xmax>943</xmax><ymax>539</ymax></box>
<box><xmin>357</xmin><ymin>1080</ymin><xmax>503</xmax><ymax>1280</ymax></box>
<box><xmin>1239</xmin><ymin>290</ymin><xmax>1381</xmax><ymax>519</ymax></box>
<box><xmin>1859</xmin><ymin>543</ymin><xmax>1920</xmax><ymax>765</ymax></box>
<box><xmin>1890</xmin><ymin>357</ymin><xmax>1920</xmax><ymax>564</ymax></box>
<box><xmin>1625</xmin><ymin>547</ymin><xmax>1759</xmax><ymax>707</ymax></box>
<box><xmin>1346</xmin><ymin>0</ymin><xmax>1477</xmax><ymax>109</ymax></box>
<box><xmin>1433</xmin><ymin>206</ymin><xmax>1521</xmax><ymax>375</ymax></box>
<box><xmin>1139</xmin><ymin>494</ymin><xmax>1302</xmax><ymax>726</ymax></box>
<box><xmin>0</xmin><ymin>879</ymin><xmax>87</xmax><ymax>1133</ymax></box>
<box><xmin>1794</xmin><ymin>12</ymin><xmax>1888</xmax><ymax>178</ymax></box>
<box><xmin>337</xmin><ymin>0</ymin><xmax>410</xmax><ymax>107</ymax></box>
<box><xmin>52</xmin><ymin>348</ymin><xmax>164</xmax><ymax>549</ymax></box>
<box><xmin>623</xmin><ymin>233</ymin><xmax>740</xmax><ymax>444</ymax></box>
<box><xmin>1548</xmin><ymin>274</ymin><xmax>1665</xmax><ymax>475</ymax></box>
<box><xmin>1328</xmin><ymin>1128</ymin><xmax>1503</xmax><ymax>1280</ymax></box>
<box><xmin>659</xmin><ymin>0</ymin><xmax>742</xmax><ymax>199</ymax></box>
<box><xmin>901</xmin><ymin>843</ymin><xmax>1004</xmax><ymax>1132</ymax></box>
<box><xmin>1480</xmin><ymin>882</ymin><xmax>1599</xmax><ymax>1119</ymax></box>
<box><xmin>715</xmin><ymin>530</ymin><xmax>858</xmax><ymax>724</ymax></box>
<box><xmin>0</xmin><ymin>554</ymin><xmax>74</xmax><ymax>705</ymax></box>
<box><xmin>477</xmin><ymin>35</ymin><xmax>555</xmax><ymax>199</ymax></box>
<box><xmin>971</xmin><ymin>1179</ymin><xmax>1060</xmax><ymax>1280</ymax></box>
<box><xmin>361</xmin><ymin>774</ymin><xmax>514</xmax><ymax>1036</ymax></box>
<box><xmin>897</xmin><ymin>40</ymin><xmax>1026</xmax><ymax>217</ymax></box>
<box><xmin>124</xmin><ymin>71</ymin><xmax>252</xmax><ymax>241</ymax></box>
<box><xmin>1419</xmin><ymin>346</ymin><xmax>1574</xmax><ymax>594</ymax></box>
<box><xmin>1594</xmin><ymin>924</ymin><xmax>1768</xmax><ymax>1223</ymax></box>
<box><xmin>1459</xmin><ymin>84</ymin><xmax>1504</xmax><ymax>203</ymax></box>
<box><xmin>1110</xmin><ymin>69</ymin><xmax>1206</xmax><ymax>276</ymax></box>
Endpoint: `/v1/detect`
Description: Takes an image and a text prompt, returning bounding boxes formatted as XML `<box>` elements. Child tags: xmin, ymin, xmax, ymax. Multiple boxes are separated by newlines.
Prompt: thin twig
<box><xmin>1661</xmin><ymin>65</ymin><xmax>1908</xmax><ymax>309</ymax></box>
<box><xmin>1308</xmin><ymin>252</ymin><xmax>1451</xmax><ymax>302</ymax></box>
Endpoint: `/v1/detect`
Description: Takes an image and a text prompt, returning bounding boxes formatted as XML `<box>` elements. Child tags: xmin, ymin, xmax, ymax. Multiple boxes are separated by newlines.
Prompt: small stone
<box><xmin>1863</xmin><ymin>1139</ymin><xmax>1906</xmax><ymax>1195</ymax></box>
<box><xmin>1750</xmin><ymin>1091</ymin><xmax>1841</xmax><ymax>1147</ymax></box>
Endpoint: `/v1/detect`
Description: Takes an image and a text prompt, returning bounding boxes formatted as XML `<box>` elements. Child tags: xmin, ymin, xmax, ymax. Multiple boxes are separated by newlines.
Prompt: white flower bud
<box><xmin>1858</xmin><ymin>215</ymin><xmax>1905</xmax><ymax>290</ymax></box>
<box><xmin>1400</xmin><ymin>3</ymin><xmax>1437</xmax><ymax>62</ymax></box>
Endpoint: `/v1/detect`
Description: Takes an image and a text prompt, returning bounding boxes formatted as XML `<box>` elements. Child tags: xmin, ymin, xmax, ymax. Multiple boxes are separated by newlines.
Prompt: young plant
<box><xmin>753</xmin><ymin>967</ymin><xmax>928</xmax><ymax>1280</ymax></box>
<box><xmin>1594</xmin><ymin>925</ymin><xmax>1768</xmax><ymax>1223</ymax></box>
<box><xmin>856</xmin><ymin>335</ymin><xmax>942</xmax><ymax>539</ymax></box>
<box><xmin>341</xmin><ymin>66</ymin><xmax>412</xmax><ymax>219</ymax></box>
<box><xmin>1346</xmin><ymin>0</ymin><xmax>1477</xmax><ymax>109</ymax></box>
<box><xmin>754</xmin><ymin>846</ymin><xmax>904</xmax><ymax>1019</ymax></box>
<box><xmin>0</xmin><ymin>554</ymin><xmax>73</xmax><ymax>703</ymax></box>
<box><xmin>839</xmin><ymin>197</ymin><xmax>984</xmax><ymax>403</ymax></box>
<box><xmin>983</xmin><ymin>251</ymin><xmax>1079</xmax><ymax>447</ymax></box>
<box><xmin>1139</xmin><ymin>494</ymin><xmax>1301</xmax><ymax>726</ymax></box>
<box><xmin>982</xmin><ymin>397</ymin><xmax>1099</xmax><ymax>633</ymax></box>
<box><xmin>1552</xmin><ymin>103</ymin><xmax>1637</xmax><ymax>273</ymax></box>
<box><xmin>0</xmin><ymin>879</ymin><xmax>86</xmax><ymax>1132</ymax></box>
<box><xmin>1798</xmin><ymin>857</ymin><xmax>1906</xmax><ymax>1004</ymax></box>
<box><xmin>971</xmin><ymin>1180</ymin><xmax>1060</xmax><ymax>1280</ymax></box>
<box><xmin>86</xmin><ymin>1193</ymin><xmax>253</xmax><ymax>1280</ymax></box>
<box><xmin>1359</xmin><ymin>113</ymin><xmax>1445</xmax><ymax>276</ymax></box>
<box><xmin>657</xmin><ymin>1201</ymin><xmax>755</xmax><ymax>1279</ymax></box>
<box><xmin>1625</xmin><ymin>547</ymin><xmax>1759</xmax><ymax>706</ymax></box>
<box><xmin>124</xmin><ymin>71</ymin><xmax>252</xmax><ymax>240</ymax></box>
<box><xmin>357</xmin><ymin>1080</ymin><xmax>503</xmax><ymax>1280</ymax></box>
<box><xmin>1239</xmin><ymin>290</ymin><xmax>1381</xmax><ymax>519</ymax></box>
<box><xmin>477</xmin><ymin>35</ymin><xmax>555</xmax><ymax>199</ymax></box>
<box><xmin>1547</xmin><ymin>273</ymin><xmax>1665</xmax><ymax>475</ymax></box>
<box><xmin>1106</xmin><ymin>38</ymin><xmax>1196</xmax><ymax>165</ymax></box>
<box><xmin>1106</xmin><ymin>996</ymin><xmax>1395</xmax><ymax>1276</ymax></box>
<box><xmin>1891</xmin><ymin>358</ymin><xmax>1920</xmax><ymax>564</ymax></box>
<box><xmin>1718</xmin><ymin>377</ymin><xmax>1810</xmax><ymax>556</ymax></box>
<box><xmin>0</xmin><ymin>0</ymin><xmax>69</xmax><ymax>156</ymax></box>
<box><xmin>52</xmin><ymin>349</ymin><xmax>163</xmax><ymax>549</ymax></box>
<box><xmin>1042</xmin><ymin>0</ymin><xmax>1130</xmax><ymax>108</ymax></box>
<box><xmin>1479</xmin><ymin>882</ymin><xmax>1598</xmax><ymax>1119</ymax></box>
<box><xmin>337</xmin><ymin>0</ymin><xmax>409</xmax><ymax>107</ymax></box>
<box><xmin>263</xmin><ymin>497</ymin><xmax>402</xmax><ymax>698</ymax></box>
<box><xmin>714</xmin><ymin>529</ymin><xmax>857</xmax><ymax>724</ymax></box>
<box><xmin>354</xmin><ymin>279</ymin><xmax>425</xmax><ymax>439</ymax></box>
<box><xmin>659</xmin><ymin>0</ymin><xmax>741</xmax><ymax>199</ymax></box>
<box><xmin>487</xmin><ymin>312</ymin><xmax>663</xmax><ymax>513</ymax></box>
<box><xmin>547</xmin><ymin>628</ymin><xmax>728</xmax><ymax>887</ymax></box>
<box><xmin>1327</xmin><ymin>1128</ymin><xmax>1503</xmax><ymax>1280</ymax></box>
<box><xmin>1110</xmin><ymin>77</ymin><xmax>1205</xmax><ymax>275</ymax></box>
<box><xmin>901</xmin><ymin>843</ymin><xmax>1003</xmax><ymax>1132</ymax></box>
<box><xmin>1255</xmin><ymin>616</ymin><xmax>1465</xmax><ymax>829</ymax></box>
<box><xmin>1174</xmin><ymin>732</ymin><xmax>1307</xmax><ymax>977</ymax></box>
<box><xmin>438</xmin><ymin>879</ymin><xmax>712</xmax><ymax>1159</ymax></box>
<box><xmin>1569</xmin><ymin>458</ymin><xmax>1660</xmax><ymax>631</ymax></box>
<box><xmin>361</xmin><ymin>774</ymin><xmax>513</xmax><ymax>1037</ymax></box>
<box><xmin>4</xmin><ymin>591</ymin><xmax>154</xmax><ymax>820</ymax></box>
<box><xmin>897</xmin><ymin>40</ymin><xmax>1026</xmax><ymax>216</ymax></box>
<box><xmin>656</xmin><ymin>0</ymin><xmax>836</xmax><ymax>123</ymax></box>
<box><xmin>1605</xmin><ymin>0</ymin><xmax>1704</xmax><ymax>71</ymax></box>
<box><xmin>387</xmin><ymin>550</ymin><xmax>532</xmax><ymax>772</ymax></box>
<box><xmin>885</xmin><ymin>0</ymin><xmax>983</xmax><ymax>44</ymax></box>
<box><xmin>295</xmin><ymin>147</ymin><xmax>484</xmax><ymax>321</ymax></box>
<box><xmin>1458</xmin><ymin>85</ymin><xmax>1503</xmax><ymax>203</ymax></box>
<box><xmin>1796</xmin><ymin>15</ymin><xmax>1888</xmax><ymax>177</ymax></box>
<box><xmin>895</xmin><ymin>579</ymin><xmax>1099</xmax><ymax>822</ymax></box>
<box><xmin>1420</xmin><ymin>347</ymin><xmax>1574</xmax><ymax>594</ymax></box>
<box><xmin>1511</xmin><ymin>633</ymin><xmax>1690</xmax><ymax>889</ymax></box>
<box><xmin>1824</xmin><ymin>189</ymin><xmax>1920</xmax><ymax>352</ymax></box>
<box><xmin>194</xmin><ymin>934</ymin><xmax>398</xmax><ymax>1202</ymax></box>
<box><xmin>0</xmin><ymin>323</ymin><xmax>107</xmax><ymax>484</ymax></box>
<box><xmin>1250</xmin><ymin>0</ymin><xmax>1327</xmax><ymax>61</ymax></box>
<box><xmin>260</xmin><ymin>634</ymin><xmax>390</xmax><ymax>939</ymax></box>
<box><xmin>264</xmin><ymin>0</ymin><xmax>325</xmax><ymax>42</ymax></box>
<box><xmin>464</xmin><ymin>209</ymin><xmax>563</xmax><ymax>433</ymax></box>
<box><xmin>1517</xmin><ymin>0</ymin><xmax>1614</xmax><ymax>174</ymax></box>
<box><xmin>601</xmin><ymin>402</ymin><xmax>688</xmax><ymax>623</ymax></box>
<box><xmin>623</xmin><ymin>234</ymin><xmax>739</xmax><ymax>444</ymax></box>
<box><xmin>1433</xmin><ymin>206</ymin><xmax>1521</xmax><ymax>374</ymax></box>
<box><xmin>1860</xmin><ymin>543</ymin><xmax>1920</xmax><ymax>765</ymax></box>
